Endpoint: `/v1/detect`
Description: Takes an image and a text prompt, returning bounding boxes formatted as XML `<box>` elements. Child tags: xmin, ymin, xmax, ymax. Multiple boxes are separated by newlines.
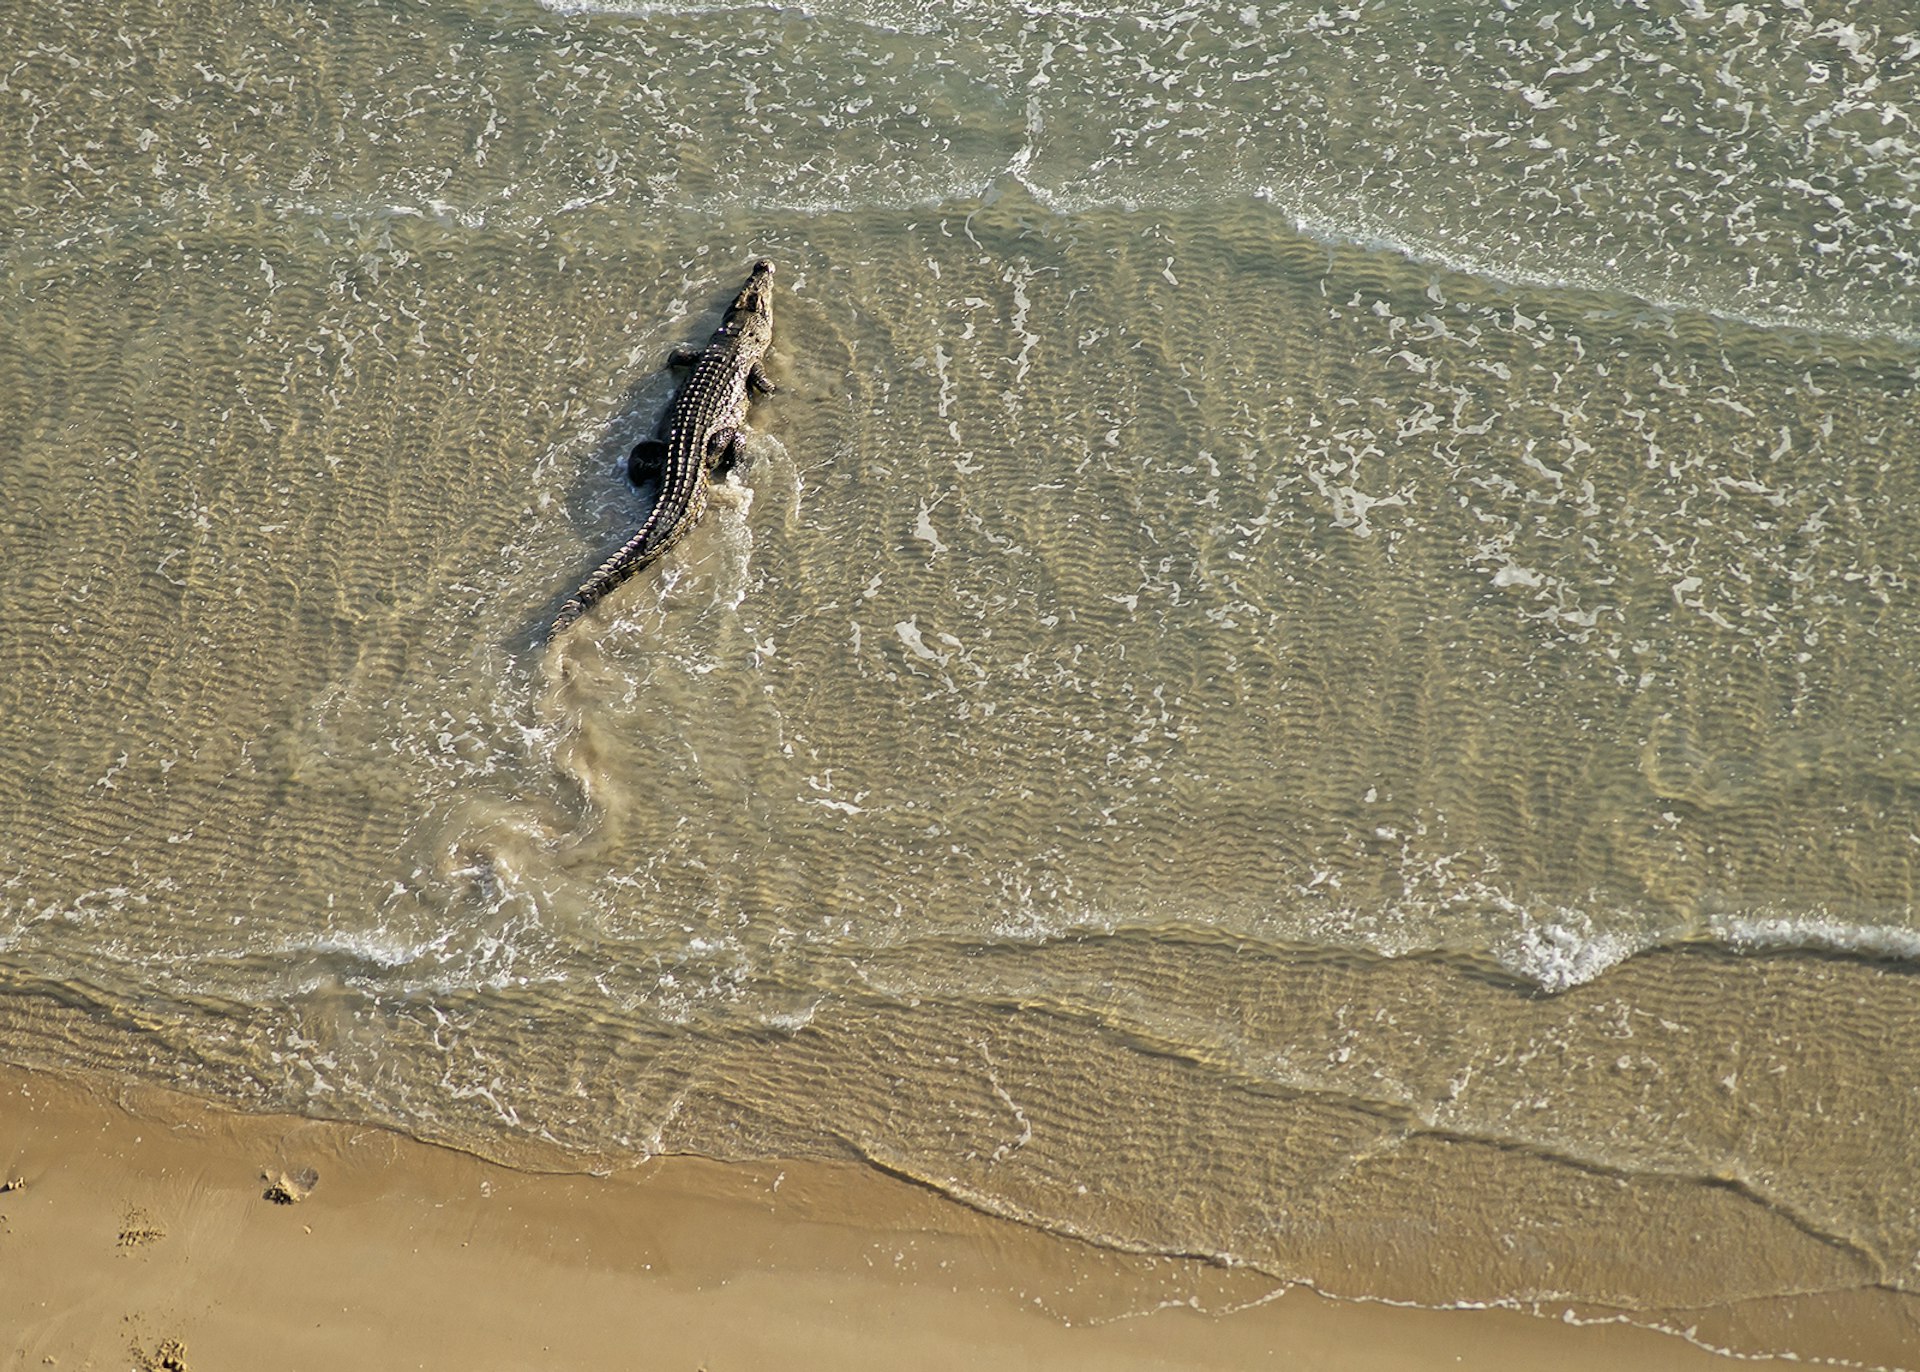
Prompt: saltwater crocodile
<box><xmin>552</xmin><ymin>259</ymin><xmax>777</xmax><ymax>634</ymax></box>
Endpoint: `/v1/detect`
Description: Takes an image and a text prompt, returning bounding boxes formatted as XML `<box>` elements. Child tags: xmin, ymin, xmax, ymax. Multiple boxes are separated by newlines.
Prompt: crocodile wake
<box><xmin>3</xmin><ymin>0</ymin><xmax>1920</xmax><ymax>1344</ymax></box>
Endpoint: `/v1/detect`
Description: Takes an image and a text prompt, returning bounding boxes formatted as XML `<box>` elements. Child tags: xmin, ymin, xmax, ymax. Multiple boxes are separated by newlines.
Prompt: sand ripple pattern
<box><xmin>2</xmin><ymin>0</ymin><xmax>1920</xmax><ymax>1325</ymax></box>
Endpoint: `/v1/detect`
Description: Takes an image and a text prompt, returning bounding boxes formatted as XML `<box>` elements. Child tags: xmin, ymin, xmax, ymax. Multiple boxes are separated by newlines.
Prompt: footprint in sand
<box><xmin>116</xmin><ymin>1204</ymin><xmax>166</xmax><ymax>1250</ymax></box>
<box><xmin>133</xmin><ymin>1337</ymin><xmax>191</xmax><ymax>1371</ymax></box>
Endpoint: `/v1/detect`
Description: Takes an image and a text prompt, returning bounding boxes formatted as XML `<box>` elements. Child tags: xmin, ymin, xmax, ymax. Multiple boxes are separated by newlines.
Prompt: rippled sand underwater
<box><xmin>3</xmin><ymin>0</ymin><xmax>1920</xmax><ymax>1337</ymax></box>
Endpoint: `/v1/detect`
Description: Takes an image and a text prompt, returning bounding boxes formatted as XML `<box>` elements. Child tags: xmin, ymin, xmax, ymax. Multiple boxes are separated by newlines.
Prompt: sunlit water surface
<box><xmin>4</xmin><ymin>0</ymin><xmax>1920</xmax><ymax>1326</ymax></box>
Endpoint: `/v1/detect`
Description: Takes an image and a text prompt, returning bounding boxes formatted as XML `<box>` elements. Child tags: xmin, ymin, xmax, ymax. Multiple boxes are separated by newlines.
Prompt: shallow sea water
<box><xmin>4</xmin><ymin>0</ymin><xmax>1920</xmax><ymax>1333</ymax></box>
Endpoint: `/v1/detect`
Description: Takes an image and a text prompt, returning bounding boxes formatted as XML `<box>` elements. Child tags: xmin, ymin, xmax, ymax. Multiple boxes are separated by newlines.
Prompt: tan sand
<box><xmin>0</xmin><ymin>1063</ymin><xmax>1909</xmax><ymax>1372</ymax></box>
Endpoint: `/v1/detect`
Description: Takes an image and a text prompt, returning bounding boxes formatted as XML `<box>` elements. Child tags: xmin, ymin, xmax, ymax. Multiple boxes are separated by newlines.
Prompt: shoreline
<box><xmin>3</xmin><ymin>1063</ymin><xmax>1914</xmax><ymax>1370</ymax></box>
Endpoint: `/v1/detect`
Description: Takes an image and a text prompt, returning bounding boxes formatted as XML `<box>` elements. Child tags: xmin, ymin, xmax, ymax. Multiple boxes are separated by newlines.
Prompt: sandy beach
<box><xmin>2</xmin><ymin>1062</ymin><xmax>1913</xmax><ymax>1371</ymax></box>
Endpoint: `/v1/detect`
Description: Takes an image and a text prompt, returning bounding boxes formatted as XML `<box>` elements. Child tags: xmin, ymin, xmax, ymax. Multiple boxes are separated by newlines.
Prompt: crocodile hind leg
<box><xmin>707</xmin><ymin>428</ymin><xmax>747</xmax><ymax>478</ymax></box>
<box><xmin>628</xmin><ymin>438</ymin><xmax>667</xmax><ymax>490</ymax></box>
<box><xmin>627</xmin><ymin>439</ymin><xmax>666</xmax><ymax>533</ymax></box>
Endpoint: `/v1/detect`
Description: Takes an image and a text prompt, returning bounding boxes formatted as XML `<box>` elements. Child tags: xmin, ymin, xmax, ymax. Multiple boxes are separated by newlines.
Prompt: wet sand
<box><xmin>2</xmin><ymin>1064</ymin><xmax>1912</xmax><ymax>1371</ymax></box>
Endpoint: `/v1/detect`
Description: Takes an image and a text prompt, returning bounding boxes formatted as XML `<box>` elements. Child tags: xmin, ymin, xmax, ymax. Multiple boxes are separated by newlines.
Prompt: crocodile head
<box><xmin>720</xmin><ymin>259</ymin><xmax>775</xmax><ymax>348</ymax></box>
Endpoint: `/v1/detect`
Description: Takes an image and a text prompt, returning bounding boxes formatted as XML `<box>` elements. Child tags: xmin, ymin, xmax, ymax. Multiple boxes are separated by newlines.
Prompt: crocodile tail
<box><xmin>552</xmin><ymin>526</ymin><xmax>657</xmax><ymax>635</ymax></box>
<box><xmin>550</xmin><ymin>476</ymin><xmax>711</xmax><ymax>637</ymax></box>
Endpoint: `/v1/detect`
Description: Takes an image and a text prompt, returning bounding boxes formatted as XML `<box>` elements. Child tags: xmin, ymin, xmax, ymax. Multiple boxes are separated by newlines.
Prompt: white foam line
<box><xmin>533</xmin><ymin>0</ymin><xmax>930</xmax><ymax>35</ymax></box>
<box><xmin>1262</xmin><ymin>188</ymin><xmax>1920</xmax><ymax>349</ymax></box>
<box><xmin>1711</xmin><ymin>915</ymin><xmax>1920</xmax><ymax>962</ymax></box>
